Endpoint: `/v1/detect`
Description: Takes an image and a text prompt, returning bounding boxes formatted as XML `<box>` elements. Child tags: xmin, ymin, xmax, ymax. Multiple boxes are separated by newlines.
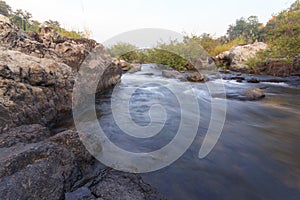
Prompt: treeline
<box><xmin>107</xmin><ymin>37</ymin><xmax>208</xmax><ymax>71</ymax></box>
<box><xmin>0</xmin><ymin>0</ymin><xmax>88</xmax><ymax>39</ymax></box>
<box><xmin>108</xmin><ymin>0</ymin><xmax>300</xmax><ymax>70</ymax></box>
<box><xmin>249</xmin><ymin>0</ymin><xmax>300</xmax><ymax>65</ymax></box>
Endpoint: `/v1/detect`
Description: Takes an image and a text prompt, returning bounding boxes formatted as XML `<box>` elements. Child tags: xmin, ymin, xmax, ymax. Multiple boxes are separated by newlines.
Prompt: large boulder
<box><xmin>216</xmin><ymin>42</ymin><xmax>268</xmax><ymax>72</ymax></box>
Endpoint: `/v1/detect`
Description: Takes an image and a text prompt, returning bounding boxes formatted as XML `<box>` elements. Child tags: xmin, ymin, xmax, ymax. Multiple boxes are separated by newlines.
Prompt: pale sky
<box><xmin>5</xmin><ymin>0</ymin><xmax>294</xmax><ymax>43</ymax></box>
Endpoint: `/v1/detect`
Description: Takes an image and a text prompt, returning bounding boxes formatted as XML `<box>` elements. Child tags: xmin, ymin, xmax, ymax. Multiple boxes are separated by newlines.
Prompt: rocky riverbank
<box><xmin>0</xmin><ymin>14</ymin><xmax>166</xmax><ymax>200</ymax></box>
<box><xmin>216</xmin><ymin>42</ymin><xmax>300</xmax><ymax>77</ymax></box>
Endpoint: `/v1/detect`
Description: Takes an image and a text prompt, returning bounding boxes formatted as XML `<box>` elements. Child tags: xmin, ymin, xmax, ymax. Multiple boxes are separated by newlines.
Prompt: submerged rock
<box><xmin>243</xmin><ymin>88</ymin><xmax>265</xmax><ymax>100</ymax></box>
<box><xmin>247</xmin><ymin>77</ymin><xmax>260</xmax><ymax>83</ymax></box>
<box><xmin>162</xmin><ymin>70</ymin><xmax>183</xmax><ymax>79</ymax></box>
<box><xmin>227</xmin><ymin>88</ymin><xmax>265</xmax><ymax>101</ymax></box>
<box><xmin>186</xmin><ymin>72</ymin><xmax>208</xmax><ymax>82</ymax></box>
<box><xmin>162</xmin><ymin>70</ymin><xmax>208</xmax><ymax>83</ymax></box>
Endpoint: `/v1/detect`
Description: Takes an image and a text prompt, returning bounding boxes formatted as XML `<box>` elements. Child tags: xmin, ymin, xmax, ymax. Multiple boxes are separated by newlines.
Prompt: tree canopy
<box><xmin>227</xmin><ymin>16</ymin><xmax>263</xmax><ymax>43</ymax></box>
<box><xmin>0</xmin><ymin>1</ymin><xmax>85</xmax><ymax>38</ymax></box>
<box><xmin>263</xmin><ymin>0</ymin><xmax>300</xmax><ymax>58</ymax></box>
<box><xmin>0</xmin><ymin>0</ymin><xmax>11</xmax><ymax>16</ymax></box>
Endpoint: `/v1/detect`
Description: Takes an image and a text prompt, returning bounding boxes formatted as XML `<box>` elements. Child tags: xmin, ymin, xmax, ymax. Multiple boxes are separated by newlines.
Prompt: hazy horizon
<box><xmin>5</xmin><ymin>0</ymin><xmax>295</xmax><ymax>43</ymax></box>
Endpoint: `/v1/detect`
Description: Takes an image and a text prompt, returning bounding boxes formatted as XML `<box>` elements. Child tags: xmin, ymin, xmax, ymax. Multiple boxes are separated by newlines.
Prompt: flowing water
<box><xmin>59</xmin><ymin>64</ymin><xmax>300</xmax><ymax>199</ymax></box>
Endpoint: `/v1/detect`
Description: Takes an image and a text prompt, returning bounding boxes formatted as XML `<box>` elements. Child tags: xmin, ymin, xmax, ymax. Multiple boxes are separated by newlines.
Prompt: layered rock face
<box><xmin>0</xmin><ymin>15</ymin><xmax>164</xmax><ymax>200</ymax></box>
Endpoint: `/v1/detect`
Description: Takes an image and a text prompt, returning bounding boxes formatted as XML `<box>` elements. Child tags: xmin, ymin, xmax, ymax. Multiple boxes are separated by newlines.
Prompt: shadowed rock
<box><xmin>0</xmin><ymin>126</ymin><xmax>166</xmax><ymax>200</ymax></box>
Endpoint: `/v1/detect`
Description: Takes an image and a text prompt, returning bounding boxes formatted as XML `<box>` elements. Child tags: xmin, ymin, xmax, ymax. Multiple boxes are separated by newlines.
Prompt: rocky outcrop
<box><xmin>0</xmin><ymin>14</ymin><xmax>97</xmax><ymax>71</ymax></box>
<box><xmin>38</xmin><ymin>27</ymin><xmax>97</xmax><ymax>71</ymax></box>
<box><xmin>0</xmin><ymin>46</ymin><xmax>122</xmax><ymax>133</ymax></box>
<box><xmin>216</xmin><ymin>42</ymin><xmax>268</xmax><ymax>72</ymax></box>
<box><xmin>0</xmin><ymin>126</ymin><xmax>166</xmax><ymax>200</ymax></box>
<box><xmin>0</xmin><ymin>48</ymin><xmax>74</xmax><ymax>132</ymax></box>
<box><xmin>0</xmin><ymin>15</ymin><xmax>57</xmax><ymax>60</ymax></box>
<box><xmin>0</xmin><ymin>14</ymin><xmax>164</xmax><ymax>200</ymax></box>
<box><xmin>0</xmin><ymin>129</ymin><xmax>83</xmax><ymax>200</ymax></box>
<box><xmin>0</xmin><ymin>15</ymin><xmax>122</xmax><ymax>132</ymax></box>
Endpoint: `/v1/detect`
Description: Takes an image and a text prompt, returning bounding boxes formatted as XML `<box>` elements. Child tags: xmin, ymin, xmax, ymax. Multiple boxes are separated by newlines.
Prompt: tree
<box><xmin>0</xmin><ymin>0</ymin><xmax>11</xmax><ymax>16</ymax></box>
<box><xmin>11</xmin><ymin>9</ymin><xmax>24</xmax><ymax>30</ymax></box>
<box><xmin>22</xmin><ymin>10</ymin><xmax>32</xmax><ymax>31</ymax></box>
<box><xmin>263</xmin><ymin>0</ymin><xmax>300</xmax><ymax>58</ymax></box>
<box><xmin>290</xmin><ymin>0</ymin><xmax>300</xmax><ymax>11</ymax></box>
<box><xmin>44</xmin><ymin>20</ymin><xmax>60</xmax><ymax>28</ymax></box>
<box><xmin>227</xmin><ymin>16</ymin><xmax>262</xmax><ymax>43</ymax></box>
<box><xmin>11</xmin><ymin>9</ymin><xmax>32</xmax><ymax>31</ymax></box>
<box><xmin>197</xmin><ymin>33</ymin><xmax>221</xmax><ymax>56</ymax></box>
<box><xmin>247</xmin><ymin>0</ymin><xmax>300</xmax><ymax>71</ymax></box>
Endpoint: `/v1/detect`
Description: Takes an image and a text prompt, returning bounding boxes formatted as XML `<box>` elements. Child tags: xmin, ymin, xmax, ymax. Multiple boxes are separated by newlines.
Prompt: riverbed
<box><xmin>57</xmin><ymin>64</ymin><xmax>300</xmax><ymax>199</ymax></box>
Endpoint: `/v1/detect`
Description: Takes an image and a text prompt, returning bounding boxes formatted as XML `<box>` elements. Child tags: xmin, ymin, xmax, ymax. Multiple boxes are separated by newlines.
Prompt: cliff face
<box><xmin>0</xmin><ymin>15</ymin><xmax>165</xmax><ymax>200</ymax></box>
